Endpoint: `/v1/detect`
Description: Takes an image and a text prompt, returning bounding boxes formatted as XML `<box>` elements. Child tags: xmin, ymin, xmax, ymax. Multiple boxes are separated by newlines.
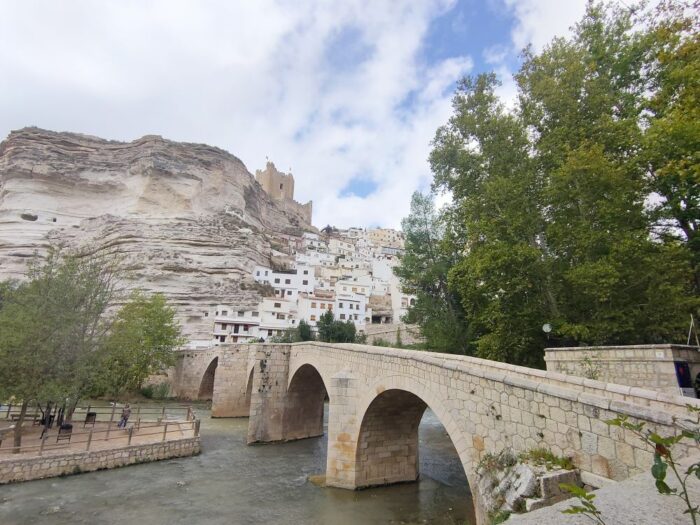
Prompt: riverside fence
<box><xmin>0</xmin><ymin>402</ymin><xmax>200</xmax><ymax>457</ymax></box>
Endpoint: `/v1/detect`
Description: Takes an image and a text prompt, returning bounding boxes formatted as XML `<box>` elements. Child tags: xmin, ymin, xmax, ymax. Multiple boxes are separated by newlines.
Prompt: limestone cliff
<box><xmin>0</xmin><ymin>127</ymin><xmax>312</xmax><ymax>341</ymax></box>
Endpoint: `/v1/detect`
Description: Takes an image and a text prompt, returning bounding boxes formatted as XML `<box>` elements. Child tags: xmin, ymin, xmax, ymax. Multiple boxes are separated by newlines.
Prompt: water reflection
<box><xmin>0</xmin><ymin>407</ymin><xmax>474</xmax><ymax>525</ymax></box>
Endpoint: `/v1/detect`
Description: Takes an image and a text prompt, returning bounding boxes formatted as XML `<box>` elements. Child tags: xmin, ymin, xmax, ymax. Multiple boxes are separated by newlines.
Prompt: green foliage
<box><xmin>560</xmin><ymin>483</ymin><xmax>606</xmax><ymax>525</ymax></box>
<box><xmin>269</xmin><ymin>320</ymin><xmax>315</xmax><ymax>343</ymax></box>
<box><xmin>99</xmin><ymin>290</ymin><xmax>184</xmax><ymax>396</ymax></box>
<box><xmin>0</xmin><ymin>247</ymin><xmax>122</xmax><ymax>448</ymax></box>
<box><xmin>316</xmin><ymin>310</ymin><xmax>359</xmax><ymax>343</ymax></box>
<box><xmin>477</xmin><ymin>449</ymin><xmax>517</xmax><ymax>476</ymax></box>
<box><xmin>394</xmin><ymin>192</ymin><xmax>472</xmax><ymax>354</ymax></box>
<box><xmin>140</xmin><ymin>382</ymin><xmax>171</xmax><ymax>400</ymax></box>
<box><xmin>487</xmin><ymin>510</ymin><xmax>511</xmax><ymax>525</ymax></box>
<box><xmin>417</xmin><ymin>1</ymin><xmax>699</xmax><ymax>366</ymax></box>
<box><xmin>519</xmin><ymin>447</ymin><xmax>574</xmax><ymax>471</ymax></box>
<box><xmin>371</xmin><ymin>338</ymin><xmax>391</xmax><ymax>347</ymax></box>
<box><xmin>581</xmin><ymin>354</ymin><xmax>602</xmax><ymax>381</ymax></box>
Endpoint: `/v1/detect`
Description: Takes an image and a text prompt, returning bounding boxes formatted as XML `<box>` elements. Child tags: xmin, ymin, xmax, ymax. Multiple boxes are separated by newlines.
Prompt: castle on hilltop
<box><xmin>255</xmin><ymin>161</ymin><xmax>313</xmax><ymax>225</ymax></box>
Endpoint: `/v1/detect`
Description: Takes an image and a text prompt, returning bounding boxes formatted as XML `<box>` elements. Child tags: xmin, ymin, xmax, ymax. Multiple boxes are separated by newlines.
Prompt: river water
<box><xmin>0</xmin><ymin>407</ymin><xmax>475</xmax><ymax>525</ymax></box>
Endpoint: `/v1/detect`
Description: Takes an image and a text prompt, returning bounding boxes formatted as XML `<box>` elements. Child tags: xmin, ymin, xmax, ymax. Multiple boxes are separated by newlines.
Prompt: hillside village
<box><xmin>204</xmin><ymin>225</ymin><xmax>413</xmax><ymax>346</ymax></box>
<box><xmin>198</xmin><ymin>162</ymin><xmax>415</xmax><ymax>347</ymax></box>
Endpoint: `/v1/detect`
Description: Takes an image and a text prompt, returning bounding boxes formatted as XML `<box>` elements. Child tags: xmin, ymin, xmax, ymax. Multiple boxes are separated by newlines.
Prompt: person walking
<box><xmin>117</xmin><ymin>404</ymin><xmax>131</xmax><ymax>429</ymax></box>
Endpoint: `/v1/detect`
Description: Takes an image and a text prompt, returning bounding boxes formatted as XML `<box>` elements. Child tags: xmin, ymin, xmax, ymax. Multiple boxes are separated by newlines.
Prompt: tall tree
<box><xmin>421</xmin><ymin>2</ymin><xmax>698</xmax><ymax>366</ymax></box>
<box><xmin>394</xmin><ymin>192</ymin><xmax>471</xmax><ymax>354</ymax></box>
<box><xmin>643</xmin><ymin>1</ymin><xmax>700</xmax><ymax>292</ymax></box>
<box><xmin>431</xmin><ymin>74</ymin><xmax>551</xmax><ymax>366</ymax></box>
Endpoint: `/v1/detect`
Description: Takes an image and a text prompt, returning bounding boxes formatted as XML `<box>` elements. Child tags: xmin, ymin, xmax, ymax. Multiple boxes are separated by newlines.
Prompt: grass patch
<box><xmin>519</xmin><ymin>447</ymin><xmax>574</xmax><ymax>470</ymax></box>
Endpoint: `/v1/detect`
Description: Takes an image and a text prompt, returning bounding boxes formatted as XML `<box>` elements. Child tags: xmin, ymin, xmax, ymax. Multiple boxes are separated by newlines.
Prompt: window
<box><xmin>274</xmin><ymin>303</ymin><xmax>281</xmax><ymax>308</ymax></box>
<box><xmin>352</xmin><ymin>287</ymin><xmax>357</xmax><ymax>292</ymax></box>
<box><xmin>277</xmin><ymin>313</ymin><xmax>285</xmax><ymax>320</ymax></box>
<box><xmin>303</xmin><ymin>270</ymin><xmax>308</xmax><ymax>275</ymax></box>
<box><xmin>221</xmin><ymin>310</ymin><xmax>228</xmax><ymax>316</ymax></box>
<box><xmin>339</xmin><ymin>303</ymin><xmax>344</xmax><ymax>308</ymax></box>
<box><xmin>280</xmin><ymin>183</ymin><xmax>283</xmax><ymax>190</ymax></box>
<box><xmin>285</xmin><ymin>279</ymin><xmax>291</xmax><ymax>284</ymax></box>
<box><xmin>287</xmin><ymin>291</ymin><xmax>292</xmax><ymax>296</ymax></box>
<box><xmin>311</xmin><ymin>302</ymin><xmax>317</xmax><ymax>308</ymax></box>
<box><xmin>274</xmin><ymin>278</ymin><xmax>280</xmax><ymax>284</ymax></box>
<box><xmin>268</xmin><ymin>330</ymin><xmax>273</xmax><ymax>336</ymax></box>
<box><xmin>340</xmin><ymin>314</ymin><xmax>346</xmax><ymax>320</ymax></box>
<box><xmin>220</xmin><ymin>323</ymin><xmax>227</xmax><ymax>330</ymax></box>
<box><xmin>320</xmin><ymin>303</ymin><xmax>325</xmax><ymax>308</ymax></box>
<box><xmin>354</xmin><ymin>314</ymin><xmax>358</xmax><ymax>320</ymax></box>
<box><xmin>265</xmin><ymin>270</ymin><xmax>268</xmax><ymax>276</ymax></box>
<box><xmin>275</xmin><ymin>290</ymin><xmax>280</xmax><ymax>296</ymax></box>
<box><xmin>310</xmin><ymin>315</ymin><xmax>316</xmax><ymax>321</ymax></box>
<box><xmin>256</xmin><ymin>271</ymin><xmax>260</xmax><ymax>276</ymax></box>
<box><xmin>343</xmin><ymin>286</ymin><xmax>347</xmax><ymax>291</ymax></box>
<box><xmin>302</xmin><ymin>280</ymin><xmax>308</xmax><ymax>285</ymax></box>
<box><xmin>252</xmin><ymin>311</ymin><xmax>259</xmax><ymax>317</ymax></box>
<box><xmin>291</xmin><ymin>320</ymin><xmax>296</xmax><ymax>324</ymax></box>
<box><xmin>218</xmin><ymin>335</ymin><xmax>225</xmax><ymax>342</ymax></box>
<box><xmin>233</xmin><ymin>325</ymin><xmax>239</xmax><ymax>334</ymax></box>
<box><xmin>237</xmin><ymin>310</ymin><xmax>244</xmax><ymax>316</ymax></box>
<box><xmin>204</xmin><ymin>312</ymin><xmax>209</xmax><ymax>317</ymax></box>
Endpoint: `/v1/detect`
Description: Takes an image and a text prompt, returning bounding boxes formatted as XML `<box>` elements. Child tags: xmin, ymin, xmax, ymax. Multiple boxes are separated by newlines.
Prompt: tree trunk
<box><xmin>12</xmin><ymin>400</ymin><xmax>28</xmax><ymax>454</ymax></box>
<box><xmin>66</xmin><ymin>397</ymin><xmax>80</xmax><ymax>422</ymax></box>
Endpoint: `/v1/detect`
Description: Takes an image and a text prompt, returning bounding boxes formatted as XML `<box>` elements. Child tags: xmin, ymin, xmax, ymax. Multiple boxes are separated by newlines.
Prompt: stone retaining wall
<box><xmin>0</xmin><ymin>437</ymin><xmax>201</xmax><ymax>484</ymax></box>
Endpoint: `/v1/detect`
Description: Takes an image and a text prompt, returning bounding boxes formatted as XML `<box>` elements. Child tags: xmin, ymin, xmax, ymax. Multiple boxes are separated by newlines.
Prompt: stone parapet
<box><xmin>545</xmin><ymin>344</ymin><xmax>700</xmax><ymax>395</ymax></box>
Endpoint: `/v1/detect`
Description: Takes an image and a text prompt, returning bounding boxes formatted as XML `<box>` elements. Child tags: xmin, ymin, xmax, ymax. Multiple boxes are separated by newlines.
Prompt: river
<box><xmin>0</xmin><ymin>407</ymin><xmax>475</xmax><ymax>525</ymax></box>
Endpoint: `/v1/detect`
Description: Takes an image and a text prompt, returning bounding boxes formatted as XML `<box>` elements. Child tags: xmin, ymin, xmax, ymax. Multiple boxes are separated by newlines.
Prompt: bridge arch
<box><xmin>353</xmin><ymin>375</ymin><xmax>477</xmax><ymax>491</ymax></box>
<box><xmin>198</xmin><ymin>357</ymin><xmax>218</xmax><ymax>400</ymax></box>
<box><xmin>283</xmin><ymin>363</ymin><xmax>328</xmax><ymax>440</ymax></box>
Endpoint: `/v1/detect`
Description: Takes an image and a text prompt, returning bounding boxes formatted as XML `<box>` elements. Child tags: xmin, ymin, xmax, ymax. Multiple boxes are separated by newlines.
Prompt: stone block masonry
<box><xmin>545</xmin><ymin>344</ymin><xmax>700</xmax><ymax>395</ymax></box>
<box><xmin>0</xmin><ymin>437</ymin><xmax>201</xmax><ymax>484</ymax></box>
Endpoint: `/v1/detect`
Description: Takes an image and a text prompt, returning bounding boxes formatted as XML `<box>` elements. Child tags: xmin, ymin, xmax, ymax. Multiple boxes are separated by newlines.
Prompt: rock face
<box><xmin>0</xmin><ymin>127</ymin><xmax>313</xmax><ymax>341</ymax></box>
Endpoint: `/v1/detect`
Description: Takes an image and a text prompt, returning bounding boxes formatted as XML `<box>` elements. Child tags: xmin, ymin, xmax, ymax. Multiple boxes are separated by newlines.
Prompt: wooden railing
<box><xmin>0</xmin><ymin>403</ymin><xmax>200</xmax><ymax>457</ymax></box>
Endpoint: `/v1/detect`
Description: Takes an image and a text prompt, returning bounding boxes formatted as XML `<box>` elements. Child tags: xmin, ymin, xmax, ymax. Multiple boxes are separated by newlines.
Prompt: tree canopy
<box><xmin>0</xmin><ymin>247</ymin><xmax>183</xmax><ymax>448</ymax></box>
<box><xmin>396</xmin><ymin>1</ymin><xmax>699</xmax><ymax>366</ymax></box>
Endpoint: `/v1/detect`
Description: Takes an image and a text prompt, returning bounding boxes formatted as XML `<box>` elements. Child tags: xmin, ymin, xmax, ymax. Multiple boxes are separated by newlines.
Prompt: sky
<box><xmin>0</xmin><ymin>0</ymin><xmax>594</xmax><ymax>229</ymax></box>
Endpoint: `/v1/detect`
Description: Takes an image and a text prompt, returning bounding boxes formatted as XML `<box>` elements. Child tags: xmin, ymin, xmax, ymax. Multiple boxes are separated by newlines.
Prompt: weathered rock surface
<box><xmin>0</xmin><ymin>127</ymin><xmax>312</xmax><ymax>341</ymax></box>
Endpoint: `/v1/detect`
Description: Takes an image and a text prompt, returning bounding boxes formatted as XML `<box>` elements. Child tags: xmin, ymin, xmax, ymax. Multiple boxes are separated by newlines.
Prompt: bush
<box><xmin>140</xmin><ymin>382</ymin><xmax>170</xmax><ymax>400</ymax></box>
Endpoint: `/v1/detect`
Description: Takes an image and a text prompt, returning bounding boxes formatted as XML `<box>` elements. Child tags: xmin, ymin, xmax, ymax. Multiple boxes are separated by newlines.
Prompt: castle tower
<box><xmin>255</xmin><ymin>160</ymin><xmax>313</xmax><ymax>225</ymax></box>
<box><xmin>255</xmin><ymin>161</ymin><xmax>295</xmax><ymax>201</ymax></box>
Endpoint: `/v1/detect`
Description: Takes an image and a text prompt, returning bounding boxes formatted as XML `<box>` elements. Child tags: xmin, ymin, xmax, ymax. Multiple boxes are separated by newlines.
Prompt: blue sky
<box><xmin>0</xmin><ymin>0</ymin><xmax>591</xmax><ymax>228</ymax></box>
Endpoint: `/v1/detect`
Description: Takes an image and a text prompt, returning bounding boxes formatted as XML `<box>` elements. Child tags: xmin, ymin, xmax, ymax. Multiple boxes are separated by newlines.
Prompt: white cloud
<box><xmin>0</xmin><ymin>0</ymin><xmax>471</xmax><ymax>229</ymax></box>
<box><xmin>503</xmin><ymin>0</ymin><xmax>588</xmax><ymax>53</ymax></box>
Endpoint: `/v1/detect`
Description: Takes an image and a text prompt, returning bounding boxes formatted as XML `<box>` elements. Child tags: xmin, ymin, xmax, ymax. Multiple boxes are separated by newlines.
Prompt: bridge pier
<box><xmin>247</xmin><ymin>346</ymin><xmax>329</xmax><ymax>444</ymax></box>
<box><xmin>211</xmin><ymin>346</ymin><xmax>253</xmax><ymax>417</ymax></box>
<box><xmin>325</xmin><ymin>371</ymin><xmax>360</xmax><ymax>489</ymax></box>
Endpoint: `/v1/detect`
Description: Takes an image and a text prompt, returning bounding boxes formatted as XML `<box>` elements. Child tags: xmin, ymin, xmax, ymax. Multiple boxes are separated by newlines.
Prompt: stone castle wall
<box><xmin>254</xmin><ymin>161</ymin><xmax>312</xmax><ymax>225</ymax></box>
<box><xmin>0</xmin><ymin>437</ymin><xmax>201</xmax><ymax>484</ymax></box>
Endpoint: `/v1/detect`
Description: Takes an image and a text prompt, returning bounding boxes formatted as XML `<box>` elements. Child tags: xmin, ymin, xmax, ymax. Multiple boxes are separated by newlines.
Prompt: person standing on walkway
<box><xmin>117</xmin><ymin>404</ymin><xmax>131</xmax><ymax>428</ymax></box>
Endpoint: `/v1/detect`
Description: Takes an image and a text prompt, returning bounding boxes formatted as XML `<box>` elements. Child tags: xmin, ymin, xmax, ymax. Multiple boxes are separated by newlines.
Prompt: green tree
<box><xmin>642</xmin><ymin>1</ymin><xmax>700</xmax><ymax>292</ymax></box>
<box><xmin>297</xmin><ymin>319</ymin><xmax>314</xmax><ymax>341</ymax></box>
<box><xmin>431</xmin><ymin>73</ymin><xmax>551</xmax><ymax>366</ymax></box>
<box><xmin>424</xmin><ymin>2</ymin><xmax>698</xmax><ymax>365</ymax></box>
<box><xmin>99</xmin><ymin>291</ymin><xmax>184</xmax><ymax>397</ymax></box>
<box><xmin>0</xmin><ymin>247</ymin><xmax>120</xmax><ymax>450</ymax></box>
<box><xmin>394</xmin><ymin>192</ymin><xmax>472</xmax><ymax>354</ymax></box>
<box><xmin>316</xmin><ymin>310</ymin><xmax>358</xmax><ymax>343</ymax></box>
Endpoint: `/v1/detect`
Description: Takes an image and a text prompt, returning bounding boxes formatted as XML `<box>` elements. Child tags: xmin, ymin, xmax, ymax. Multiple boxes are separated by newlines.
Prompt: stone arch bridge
<box><xmin>171</xmin><ymin>342</ymin><xmax>699</xmax><ymax>498</ymax></box>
